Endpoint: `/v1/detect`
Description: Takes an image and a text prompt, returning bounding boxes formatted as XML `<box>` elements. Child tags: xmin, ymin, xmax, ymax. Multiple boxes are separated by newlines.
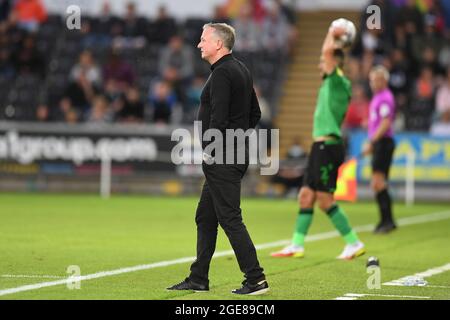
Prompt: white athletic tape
<box><xmin>383</xmin><ymin>263</ymin><xmax>450</xmax><ymax>286</ymax></box>
<box><xmin>334</xmin><ymin>293</ymin><xmax>430</xmax><ymax>300</ymax></box>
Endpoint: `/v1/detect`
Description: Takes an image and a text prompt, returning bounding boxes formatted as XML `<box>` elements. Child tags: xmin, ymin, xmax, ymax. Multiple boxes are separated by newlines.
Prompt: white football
<box><xmin>330</xmin><ymin>18</ymin><xmax>356</xmax><ymax>48</ymax></box>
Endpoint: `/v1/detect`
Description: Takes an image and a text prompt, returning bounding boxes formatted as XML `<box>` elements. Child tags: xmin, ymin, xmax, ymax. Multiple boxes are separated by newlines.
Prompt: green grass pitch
<box><xmin>0</xmin><ymin>193</ymin><xmax>449</xmax><ymax>300</ymax></box>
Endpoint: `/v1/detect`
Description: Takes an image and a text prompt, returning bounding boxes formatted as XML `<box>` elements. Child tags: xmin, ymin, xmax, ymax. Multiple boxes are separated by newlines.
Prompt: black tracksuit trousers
<box><xmin>189</xmin><ymin>162</ymin><xmax>265</xmax><ymax>286</ymax></box>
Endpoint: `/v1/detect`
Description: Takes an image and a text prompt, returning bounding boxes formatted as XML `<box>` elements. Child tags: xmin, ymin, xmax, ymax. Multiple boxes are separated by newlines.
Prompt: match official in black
<box><xmin>167</xmin><ymin>23</ymin><xmax>268</xmax><ymax>295</ymax></box>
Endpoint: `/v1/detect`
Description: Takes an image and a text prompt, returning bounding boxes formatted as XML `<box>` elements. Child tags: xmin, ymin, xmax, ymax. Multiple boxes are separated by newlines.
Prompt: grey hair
<box><xmin>370</xmin><ymin>65</ymin><xmax>390</xmax><ymax>82</ymax></box>
<box><xmin>203</xmin><ymin>22</ymin><xmax>236</xmax><ymax>50</ymax></box>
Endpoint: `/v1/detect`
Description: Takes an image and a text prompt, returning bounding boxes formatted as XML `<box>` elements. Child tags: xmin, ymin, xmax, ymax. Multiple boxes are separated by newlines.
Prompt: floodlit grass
<box><xmin>0</xmin><ymin>193</ymin><xmax>449</xmax><ymax>300</ymax></box>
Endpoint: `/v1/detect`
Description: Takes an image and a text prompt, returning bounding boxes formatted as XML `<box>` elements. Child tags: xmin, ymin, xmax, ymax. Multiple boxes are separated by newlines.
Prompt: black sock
<box><xmin>376</xmin><ymin>188</ymin><xmax>393</xmax><ymax>224</ymax></box>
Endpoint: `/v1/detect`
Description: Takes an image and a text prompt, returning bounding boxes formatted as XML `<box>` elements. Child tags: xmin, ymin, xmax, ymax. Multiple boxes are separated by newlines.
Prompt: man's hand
<box><xmin>362</xmin><ymin>141</ymin><xmax>373</xmax><ymax>157</ymax></box>
<box><xmin>330</xmin><ymin>26</ymin><xmax>346</xmax><ymax>49</ymax></box>
<box><xmin>202</xmin><ymin>152</ymin><xmax>215</xmax><ymax>164</ymax></box>
<box><xmin>330</xmin><ymin>26</ymin><xmax>346</xmax><ymax>37</ymax></box>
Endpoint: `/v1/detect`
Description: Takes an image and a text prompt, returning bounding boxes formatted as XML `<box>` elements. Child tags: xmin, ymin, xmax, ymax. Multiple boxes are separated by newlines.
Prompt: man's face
<box><xmin>197</xmin><ymin>27</ymin><xmax>220</xmax><ymax>62</ymax></box>
<box><xmin>369</xmin><ymin>72</ymin><xmax>386</xmax><ymax>93</ymax></box>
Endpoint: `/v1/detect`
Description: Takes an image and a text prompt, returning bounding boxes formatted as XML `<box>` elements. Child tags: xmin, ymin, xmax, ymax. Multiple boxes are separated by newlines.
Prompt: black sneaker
<box><xmin>373</xmin><ymin>222</ymin><xmax>397</xmax><ymax>234</ymax></box>
<box><xmin>232</xmin><ymin>280</ymin><xmax>269</xmax><ymax>295</ymax></box>
<box><xmin>166</xmin><ymin>278</ymin><xmax>209</xmax><ymax>292</ymax></box>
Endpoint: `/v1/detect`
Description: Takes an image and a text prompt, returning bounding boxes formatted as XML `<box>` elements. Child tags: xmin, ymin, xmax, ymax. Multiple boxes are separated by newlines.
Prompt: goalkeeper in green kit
<box><xmin>271</xmin><ymin>19</ymin><xmax>365</xmax><ymax>260</ymax></box>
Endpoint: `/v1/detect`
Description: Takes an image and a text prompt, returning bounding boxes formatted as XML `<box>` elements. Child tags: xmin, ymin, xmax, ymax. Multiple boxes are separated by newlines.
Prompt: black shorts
<box><xmin>303</xmin><ymin>141</ymin><xmax>345</xmax><ymax>193</ymax></box>
<box><xmin>372</xmin><ymin>137</ymin><xmax>395</xmax><ymax>177</ymax></box>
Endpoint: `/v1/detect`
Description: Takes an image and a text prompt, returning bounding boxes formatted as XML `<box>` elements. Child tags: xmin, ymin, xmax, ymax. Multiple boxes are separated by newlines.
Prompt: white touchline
<box><xmin>425</xmin><ymin>285</ymin><xmax>450</xmax><ymax>289</ymax></box>
<box><xmin>334</xmin><ymin>293</ymin><xmax>430</xmax><ymax>300</ymax></box>
<box><xmin>1</xmin><ymin>209</ymin><xmax>450</xmax><ymax>297</ymax></box>
<box><xmin>1</xmin><ymin>275</ymin><xmax>65</xmax><ymax>279</ymax></box>
<box><xmin>383</xmin><ymin>263</ymin><xmax>450</xmax><ymax>286</ymax></box>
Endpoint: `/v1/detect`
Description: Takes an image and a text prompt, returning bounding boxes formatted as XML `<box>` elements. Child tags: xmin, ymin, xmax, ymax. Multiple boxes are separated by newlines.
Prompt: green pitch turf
<box><xmin>0</xmin><ymin>193</ymin><xmax>449</xmax><ymax>300</ymax></box>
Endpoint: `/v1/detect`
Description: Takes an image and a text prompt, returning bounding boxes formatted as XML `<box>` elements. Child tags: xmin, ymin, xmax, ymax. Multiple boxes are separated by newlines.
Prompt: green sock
<box><xmin>292</xmin><ymin>208</ymin><xmax>313</xmax><ymax>246</ymax></box>
<box><xmin>327</xmin><ymin>205</ymin><xmax>359</xmax><ymax>244</ymax></box>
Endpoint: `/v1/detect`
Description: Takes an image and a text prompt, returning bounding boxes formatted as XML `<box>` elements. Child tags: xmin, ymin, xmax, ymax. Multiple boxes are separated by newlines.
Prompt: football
<box><xmin>330</xmin><ymin>18</ymin><xmax>357</xmax><ymax>48</ymax></box>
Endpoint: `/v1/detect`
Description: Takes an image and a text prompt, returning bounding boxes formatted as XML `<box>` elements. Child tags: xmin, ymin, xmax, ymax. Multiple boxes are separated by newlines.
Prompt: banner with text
<box><xmin>348</xmin><ymin>131</ymin><xmax>450</xmax><ymax>183</ymax></box>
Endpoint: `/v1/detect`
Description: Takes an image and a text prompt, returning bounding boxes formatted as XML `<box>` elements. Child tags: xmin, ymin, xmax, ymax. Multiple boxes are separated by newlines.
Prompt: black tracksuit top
<box><xmin>197</xmin><ymin>53</ymin><xmax>261</xmax><ymax>150</ymax></box>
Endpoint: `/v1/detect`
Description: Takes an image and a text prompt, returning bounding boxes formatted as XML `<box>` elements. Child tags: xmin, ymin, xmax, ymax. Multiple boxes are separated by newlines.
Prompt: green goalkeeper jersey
<box><xmin>312</xmin><ymin>67</ymin><xmax>352</xmax><ymax>139</ymax></box>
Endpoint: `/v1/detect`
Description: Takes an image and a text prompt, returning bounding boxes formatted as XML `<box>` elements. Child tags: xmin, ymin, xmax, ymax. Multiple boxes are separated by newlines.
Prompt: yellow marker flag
<box><xmin>335</xmin><ymin>158</ymin><xmax>357</xmax><ymax>202</ymax></box>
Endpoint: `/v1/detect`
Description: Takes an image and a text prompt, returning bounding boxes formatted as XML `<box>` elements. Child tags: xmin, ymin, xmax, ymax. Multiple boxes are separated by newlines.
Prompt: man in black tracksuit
<box><xmin>167</xmin><ymin>23</ymin><xmax>268</xmax><ymax>295</ymax></box>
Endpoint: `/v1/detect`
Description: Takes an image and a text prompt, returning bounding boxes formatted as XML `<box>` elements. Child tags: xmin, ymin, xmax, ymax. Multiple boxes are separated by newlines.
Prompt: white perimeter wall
<box><xmin>42</xmin><ymin>0</ymin><xmax>369</xmax><ymax>19</ymax></box>
<box><xmin>42</xmin><ymin>0</ymin><xmax>227</xmax><ymax>19</ymax></box>
<box><xmin>295</xmin><ymin>0</ymin><xmax>368</xmax><ymax>11</ymax></box>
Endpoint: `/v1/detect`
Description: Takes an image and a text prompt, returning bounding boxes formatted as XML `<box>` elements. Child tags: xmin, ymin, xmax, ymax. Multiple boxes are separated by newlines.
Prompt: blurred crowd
<box><xmin>0</xmin><ymin>0</ymin><xmax>296</xmax><ymax>126</ymax></box>
<box><xmin>1</xmin><ymin>0</ymin><xmax>448</xmax><ymax>136</ymax></box>
<box><xmin>343</xmin><ymin>0</ymin><xmax>450</xmax><ymax>137</ymax></box>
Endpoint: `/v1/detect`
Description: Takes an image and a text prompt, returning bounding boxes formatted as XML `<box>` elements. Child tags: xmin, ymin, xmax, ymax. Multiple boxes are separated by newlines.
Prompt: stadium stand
<box><xmin>0</xmin><ymin>0</ymin><xmax>290</xmax><ymax>127</ymax></box>
<box><xmin>275</xmin><ymin>0</ymin><xmax>450</xmax><ymax>156</ymax></box>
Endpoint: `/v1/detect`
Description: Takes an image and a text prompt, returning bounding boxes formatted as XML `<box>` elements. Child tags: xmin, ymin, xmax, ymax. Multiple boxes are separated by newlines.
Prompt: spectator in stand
<box><xmin>4</xmin><ymin>11</ymin><xmax>27</xmax><ymax>52</ymax></box>
<box><xmin>274</xmin><ymin>0</ymin><xmax>299</xmax><ymax>56</ymax></box>
<box><xmin>287</xmin><ymin>137</ymin><xmax>307</xmax><ymax>160</ymax></box>
<box><xmin>80</xmin><ymin>16</ymin><xmax>114</xmax><ymax>50</ymax></box>
<box><xmin>389</xmin><ymin>48</ymin><xmax>411</xmax><ymax>112</ymax></box>
<box><xmin>441</xmin><ymin>0</ymin><xmax>450</xmax><ymax>30</ymax></box>
<box><xmin>70</xmin><ymin>50</ymin><xmax>102</xmax><ymax>88</ymax></box>
<box><xmin>420</xmin><ymin>46</ymin><xmax>445</xmax><ymax>77</ymax></box>
<box><xmin>103</xmin><ymin>49</ymin><xmax>136</xmax><ymax>92</ymax></box>
<box><xmin>12</xmin><ymin>0</ymin><xmax>47</xmax><ymax>33</ymax></box>
<box><xmin>360</xmin><ymin>28</ymin><xmax>391</xmax><ymax>58</ymax></box>
<box><xmin>149</xmin><ymin>80</ymin><xmax>177</xmax><ymax>124</ymax></box>
<box><xmin>103</xmin><ymin>78</ymin><xmax>123</xmax><ymax>111</ymax></box>
<box><xmin>411</xmin><ymin>15</ymin><xmax>444</xmax><ymax>73</ymax></box>
<box><xmin>391</xmin><ymin>0</ymin><xmax>408</xmax><ymax>9</ymax></box>
<box><xmin>35</xmin><ymin>104</ymin><xmax>50</xmax><ymax>122</ymax></box>
<box><xmin>275</xmin><ymin>0</ymin><xmax>298</xmax><ymax>27</ymax></box>
<box><xmin>392</xmin><ymin>22</ymin><xmax>410</xmax><ymax>53</ymax></box>
<box><xmin>249</xmin><ymin>0</ymin><xmax>266</xmax><ymax>24</ymax></box>
<box><xmin>64</xmin><ymin>107</ymin><xmax>79</xmax><ymax>124</ymax></box>
<box><xmin>184</xmin><ymin>76</ymin><xmax>204</xmax><ymax>124</ymax></box>
<box><xmin>158</xmin><ymin>35</ymin><xmax>194</xmax><ymax>83</ymax></box>
<box><xmin>430</xmin><ymin>109</ymin><xmax>450</xmax><ymax>136</ymax></box>
<box><xmin>270</xmin><ymin>136</ymin><xmax>306</xmax><ymax>197</ymax></box>
<box><xmin>89</xmin><ymin>1</ymin><xmax>122</xmax><ymax>47</ymax></box>
<box><xmin>158</xmin><ymin>34</ymin><xmax>194</xmax><ymax>105</ymax></box>
<box><xmin>61</xmin><ymin>51</ymin><xmax>102</xmax><ymax>121</ymax></box>
<box><xmin>150</xmin><ymin>5</ymin><xmax>177</xmax><ymax>45</ymax></box>
<box><xmin>60</xmin><ymin>73</ymin><xmax>96</xmax><ymax>120</ymax></box>
<box><xmin>398</xmin><ymin>0</ymin><xmax>424</xmax><ymax>35</ymax></box>
<box><xmin>344</xmin><ymin>83</ymin><xmax>369</xmax><ymax>131</ymax></box>
<box><xmin>0</xmin><ymin>47</ymin><xmax>14</xmax><ymax>79</ymax></box>
<box><xmin>212</xmin><ymin>5</ymin><xmax>230</xmax><ymax>24</ymax></box>
<box><xmin>113</xmin><ymin>2</ymin><xmax>147</xmax><ymax>49</ymax></box>
<box><xmin>79</xmin><ymin>18</ymin><xmax>95</xmax><ymax>49</ymax></box>
<box><xmin>436</xmin><ymin>67</ymin><xmax>450</xmax><ymax>115</ymax></box>
<box><xmin>12</xmin><ymin>33</ymin><xmax>44</xmax><ymax>77</ymax></box>
<box><xmin>116</xmin><ymin>86</ymin><xmax>144</xmax><ymax>123</ymax></box>
<box><xmin>86</xmin><ymin>95</ymin><xmax>113</xmax><ymax>123</ymax></box>
<box><xmin>261</xmin><ymin>3</ymin><xmax>289</xmax><ymax>53</ymax></box>
<box><xmin>426</xmin><ymin>1</ymin><xmax>447</xmax><ymax>34</ymax></box>
<box><xmin>406</xmin><ymin>66</ymin><xmax>437</xmax><ymax>130</ymax></box>
<box><xmin>352</xmin><ymin>3</ymin><xmax>393</xmax><ymax>59</ymax></box>
<box><xmin>233</xmin><ymin>4</ymin><xmax>260</xmax><ymax>53</ymax></box>
<box><xmin>438</xmin><ymin>32</ymin><xmax>450</xmax><ymax>69</ymax></box>
<box><xmin>0</xmin><ymin>0</ymin><xmax>11</xmax><ymax>23</ymax></box>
